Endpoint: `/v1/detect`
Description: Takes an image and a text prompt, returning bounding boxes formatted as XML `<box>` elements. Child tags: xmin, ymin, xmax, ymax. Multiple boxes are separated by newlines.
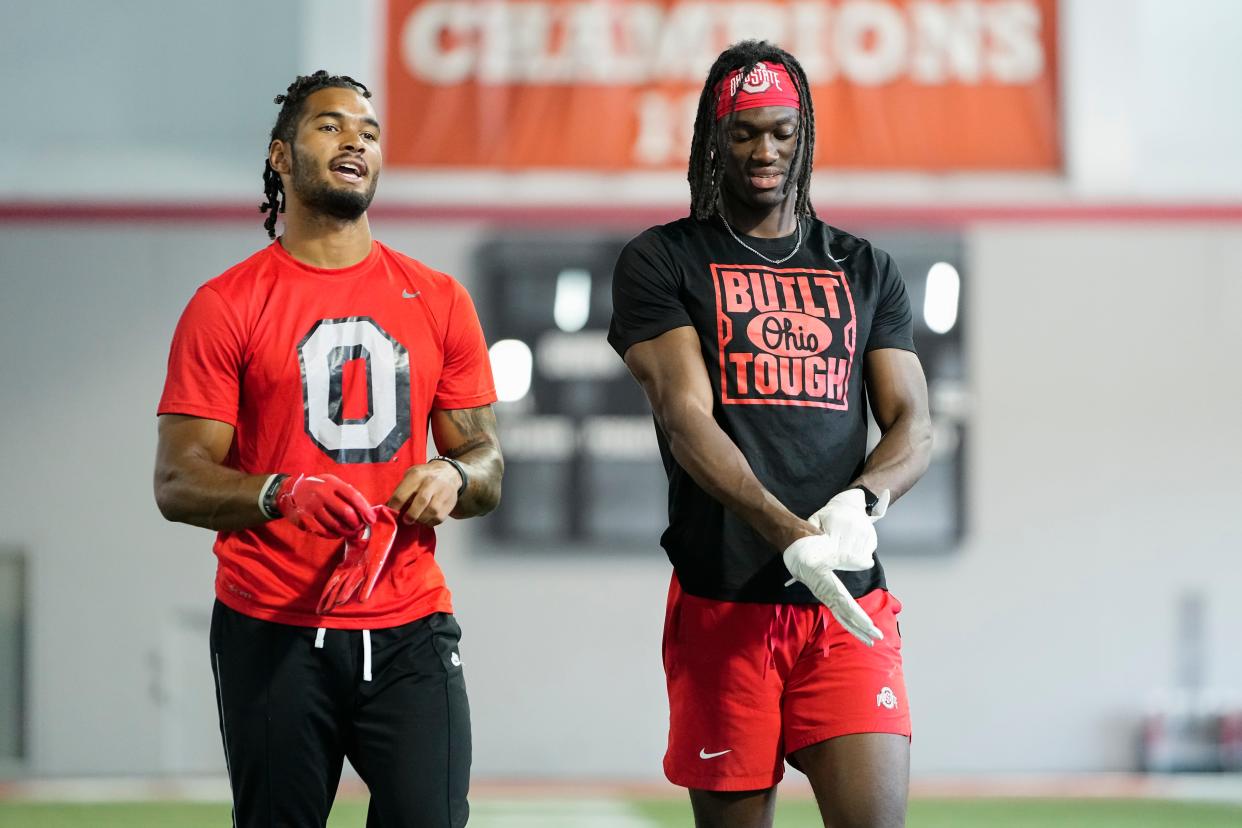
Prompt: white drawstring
<box><xmin>314</xmin><ymin>627</ymin><xmax>372</xmax><ymax>682</ymax></box>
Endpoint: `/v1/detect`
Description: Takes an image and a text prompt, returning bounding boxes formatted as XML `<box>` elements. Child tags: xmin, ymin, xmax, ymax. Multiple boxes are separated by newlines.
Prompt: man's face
<box><xmin>718</xmin><ymin>106</ymin><xmax>801</xmax><ymax>214</ymax></box>
<box><xmin>278</xmin><ymin>86</ymin><xmax>383</xmax><ymax>221</ymax></box>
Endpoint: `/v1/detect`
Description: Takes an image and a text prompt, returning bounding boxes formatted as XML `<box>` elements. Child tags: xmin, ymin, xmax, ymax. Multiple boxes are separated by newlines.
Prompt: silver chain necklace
<box><xmin>718</xmin><ymin>212</ymin><xmax>803</xmax><ymax>264</ymax></box>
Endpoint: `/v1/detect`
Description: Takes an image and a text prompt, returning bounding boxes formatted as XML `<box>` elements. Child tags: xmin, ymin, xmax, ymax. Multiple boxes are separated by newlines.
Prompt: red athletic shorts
<box><xmin>662</xmin><ymin>574</ymin><xmax>910</xmax><ymax>791</ymax></box>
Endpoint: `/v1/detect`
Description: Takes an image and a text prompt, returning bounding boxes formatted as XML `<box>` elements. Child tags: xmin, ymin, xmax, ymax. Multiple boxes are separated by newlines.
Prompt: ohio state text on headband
<box><xmin>715</xmin><ymin>61</ymin><xmax>801</xmax><ymax>120</ymax></box>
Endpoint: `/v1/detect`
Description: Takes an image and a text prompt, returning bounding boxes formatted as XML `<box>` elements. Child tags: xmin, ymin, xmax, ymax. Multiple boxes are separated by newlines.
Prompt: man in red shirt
<box><xmin>154</xmin><ymin>71</ymin><xmax>500</xmax><ymax>828</ymax></box>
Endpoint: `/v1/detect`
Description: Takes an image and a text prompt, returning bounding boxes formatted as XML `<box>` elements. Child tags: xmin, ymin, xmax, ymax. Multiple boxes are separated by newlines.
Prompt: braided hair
<box><xmin>687</xmin><ymin>41</ymin><xmax>816</xmax><ymax>221</ymax></box>
<box><xmin>260</xmin><ymin>71</ymin><xmax>372</xmax><ymax>239</ymax></box>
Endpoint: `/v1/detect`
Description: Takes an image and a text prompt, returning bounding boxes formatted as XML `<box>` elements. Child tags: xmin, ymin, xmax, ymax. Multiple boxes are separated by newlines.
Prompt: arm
<box><xmin>626</xmin><ymin>327</ymin><xmax>882</xmax><ymax>645</ymax></box>
<box><xmin>154</xmin><ymin>414</ymin><xmax>374</xmax><ymax>536</ymax></box>
<box><xmin>851</xmin><ymin>348</ymin><xmax>933</xmax><ymax>503</ymax></box>
<box><xmin>155</xmin><ymin>284</ymin><xmax>377</xmax><ymax>538</ymax></box>
<box><xmin>623</xmin><ymin>327</ymin><xmax>816</xmax><ymax>551</ymax></box>
<box><xmin>386</xmin><ymin>403</ymin><xmax>504</xmax><ymax>525</ymax></box>
<box><xmin>153</xmin><ymin>414</ymin><xmax>270</xmax><ymax>531</ymax></box>
<box><xmin>433</xmin><ymin>404</ymin><xmax>504</xmax><ymax>517</ymax></box>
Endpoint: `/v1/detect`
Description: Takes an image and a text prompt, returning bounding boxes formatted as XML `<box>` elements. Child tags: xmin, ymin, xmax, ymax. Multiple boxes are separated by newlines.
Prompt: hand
<box><xmin>805</xmin><ymin>488</ymin><xmax>889</xmax><ymax>571</ymax></box>
<box><xmin>387</xmin><ymin>461</ymin><xmax>462</xmax><ymax>526</ymax></box>
<box><xmin>316</xmin><ymin>506</ymin><xmax>400</xmax><ymax>614</ymax></box>
<box><xmin>276</xmin><ymin>473</ymin><xmax>376</xmax><ymax>539</ymax></box>
<box><xmin>782</xmin><ymin>534</ymin><xmax>884</xmax><ymax>647</ymax></box>
<box><xmin>789</xmin><ymin>562</ymin><xmax>883</xmax><ymax>647</ymax></box>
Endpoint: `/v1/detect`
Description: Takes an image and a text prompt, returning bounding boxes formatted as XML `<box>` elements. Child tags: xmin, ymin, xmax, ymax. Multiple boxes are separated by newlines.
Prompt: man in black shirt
<box><xmin>609</xmin><ymin>41</ymin><xmax>933</xmax><ymax>828</ymax></box>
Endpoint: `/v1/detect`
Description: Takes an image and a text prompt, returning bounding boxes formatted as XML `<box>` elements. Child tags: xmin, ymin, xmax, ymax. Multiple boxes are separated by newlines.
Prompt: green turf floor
<box><xmin>2</xmin><ymin>797</ymin><xmax>1242</xmax><ymax>827</ymax></box>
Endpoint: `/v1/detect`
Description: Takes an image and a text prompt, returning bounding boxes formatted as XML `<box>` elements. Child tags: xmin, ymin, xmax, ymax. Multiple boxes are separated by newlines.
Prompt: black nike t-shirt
<box><xmin>608</xmin><ymin>216</ymin><xmax>916</xmax><ymax>603</ymax></box>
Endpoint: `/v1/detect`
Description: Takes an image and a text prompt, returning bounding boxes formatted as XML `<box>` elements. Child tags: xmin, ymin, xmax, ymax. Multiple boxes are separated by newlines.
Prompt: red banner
<box><xmin>384</xmin><ymin>0</ymin><xmax>1059</xmax><ymax>171</ymax></box>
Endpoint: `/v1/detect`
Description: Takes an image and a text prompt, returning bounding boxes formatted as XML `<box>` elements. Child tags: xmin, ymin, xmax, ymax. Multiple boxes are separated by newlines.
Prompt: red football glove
<box><xmin>275</xmin><ymin>473</ymin><xmax>376</xmax><ymax>539</ymax></box>
<box><xmin>316</xmin><ymin>506</ymin><xmax>400</xmax><ymax>614</ymax></box>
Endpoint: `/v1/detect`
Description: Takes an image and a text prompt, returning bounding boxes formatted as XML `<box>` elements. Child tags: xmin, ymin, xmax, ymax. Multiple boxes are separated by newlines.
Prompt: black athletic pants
<box><xmin>210</xmin><ymin>601</ymin><xmax>471</xmax><ymax>828</ymax></box>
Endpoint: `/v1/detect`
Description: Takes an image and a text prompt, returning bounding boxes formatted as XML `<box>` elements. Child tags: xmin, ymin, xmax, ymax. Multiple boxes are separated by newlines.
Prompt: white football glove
<box><xmin>781</xmin><ymin>535</ymin><xmax>884</xmax><ymax>647</ymax></box>
<box><xmin>807</xmin><ymin>487</ymin><xmax>890</xmax><ymax>570</ymax></box>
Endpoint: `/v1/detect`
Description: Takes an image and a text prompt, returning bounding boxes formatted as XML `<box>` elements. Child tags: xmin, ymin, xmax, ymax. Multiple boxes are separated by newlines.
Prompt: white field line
<box><xmin>0</xmin><ymin>776</ymin><xmax>231</xmax><ymax>803</ymax></box>
<box><xmin>469</xmin><ymin>798</ymin><xmax>657</xmax><ymax>827</ymax></box>
<box><xmin>0</xmin><ymin>785</ymin><xmax>660</xmax><ymax>828</ymax></box>
<box><xmin>910</xmin><ymin>772</ymin><xmax>1242</xmax><ymax>804</ymax></box>
<box><xmin>2</xmin><ymin>773</ymin><xmax>1242</xmax><ymax>806</ymax></box>
<box><xmin>0</xmin><ymin>779</ymin><xmax>661</xmax><ymax>825</ymax></box>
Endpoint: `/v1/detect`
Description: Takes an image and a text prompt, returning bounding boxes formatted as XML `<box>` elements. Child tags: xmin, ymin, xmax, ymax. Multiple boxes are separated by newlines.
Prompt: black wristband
<box><xmin>259</xmin><ymin>473</ymin><xmax>289</xmax><ymax>520</ymax></box>
<box><xmin>431</xmin><ymin>456</ymin><xmax>468</xmax><ymax>497</ymax></box>
<box><xmin>853</xmin><ymin>484</ymin><xmax>880</xmax><ymax>515</ymax></box>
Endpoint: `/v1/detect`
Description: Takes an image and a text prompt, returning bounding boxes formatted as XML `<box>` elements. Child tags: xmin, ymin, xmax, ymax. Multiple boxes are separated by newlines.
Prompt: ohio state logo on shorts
<box><xmin>710</xmin><ymin>264</ymin><xmax>857</xmax><ymax>409</ymax></box>
<box><xmin>876</xmin><ymin>686</ymin><xmax>899</xmax><ymax>710</ymax></box>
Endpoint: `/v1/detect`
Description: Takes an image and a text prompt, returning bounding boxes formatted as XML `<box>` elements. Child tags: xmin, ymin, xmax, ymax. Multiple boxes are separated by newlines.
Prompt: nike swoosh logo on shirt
<box><xmin>402</xmin><ymin>290</ymin><xmax>421</xmax><ymax>299</ymax></box>
<box><xmin>699</xmin><ymin>748</ymin><xmax>732</xmax><ymax>759</ymax></box>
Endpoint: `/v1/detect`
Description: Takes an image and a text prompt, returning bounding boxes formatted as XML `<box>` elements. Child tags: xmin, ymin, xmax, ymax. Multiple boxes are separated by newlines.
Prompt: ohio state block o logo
<box><xmin>298</xmin><ymin>317</ymin><xmax>411</xmax><ymax>463</ymax></box>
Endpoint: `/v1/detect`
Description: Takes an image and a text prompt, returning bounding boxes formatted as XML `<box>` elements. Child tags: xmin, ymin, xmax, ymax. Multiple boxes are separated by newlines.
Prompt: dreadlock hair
<box><xmin>260</xmin><ymin>70</ymin><xmax>372</xmax><ymax>239</ymax></box>
<box><xmin>687</xmin><ymin>40</ymin><xmax>816</xmax><ymax>221</ymax></box>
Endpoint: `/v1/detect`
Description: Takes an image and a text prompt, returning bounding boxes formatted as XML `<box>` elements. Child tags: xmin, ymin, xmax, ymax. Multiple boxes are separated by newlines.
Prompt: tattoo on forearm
<box><xmin>439</xmin><ymin>406</ymin><xmax>504</xmax><ymax>515</ymax></box>
<box><xmin>442</xmin><ymin>407</ymin><xmax>496</xmax><ymax>456</ymax></box>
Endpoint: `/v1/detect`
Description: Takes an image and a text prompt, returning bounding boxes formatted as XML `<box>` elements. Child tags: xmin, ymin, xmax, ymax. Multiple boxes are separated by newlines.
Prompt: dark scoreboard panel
<box><xmin>473</xmin><ymin>230</ymin><xmax>967</xmax><ymax>556</ymax></box>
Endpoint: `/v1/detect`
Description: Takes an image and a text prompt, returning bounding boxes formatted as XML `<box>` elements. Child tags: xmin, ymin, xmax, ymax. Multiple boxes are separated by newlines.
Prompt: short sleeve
<box><xmin>434</xmin><ymin>281</ymin><xmax>498</xmax><ymax>410</ymax></box>
<box><xmin>607</xmin><ymin>230</ymin><xmax>692</xmax><ymax>358</ymax></box>
<box><xmin>866</xmin><ymin>250</ymin><xmax>917</xmax><ymax>354</ymax></box>
<box><xmin>157</xmin><ymin>286</ymin><xmax>246</xmax><ymax>425</ymax></box>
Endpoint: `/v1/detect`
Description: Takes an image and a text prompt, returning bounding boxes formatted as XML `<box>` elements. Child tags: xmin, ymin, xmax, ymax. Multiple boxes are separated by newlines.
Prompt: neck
<box><xmin>278</xmin><ymin>201</ymin><xmax>373</xmax><ymax>268</ymax></box>
<box><xmin>720</xmin><ymin>194</ymin><xmax>798</xmax><ymax>239</ymax></box>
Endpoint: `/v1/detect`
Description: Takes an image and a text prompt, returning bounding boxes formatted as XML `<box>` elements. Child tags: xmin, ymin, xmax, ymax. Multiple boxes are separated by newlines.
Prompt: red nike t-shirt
<box><xmin>159</xmin><ymin>240</ymin><xmax>497</xmax><ymax>628</ymax></box>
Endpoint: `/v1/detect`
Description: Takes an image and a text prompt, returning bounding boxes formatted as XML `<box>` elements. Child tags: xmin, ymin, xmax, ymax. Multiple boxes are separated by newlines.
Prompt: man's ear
<box><xmin>269</xmin><ymin>140</ymin><xmax>291</xmax><ymax>176</ymax></box>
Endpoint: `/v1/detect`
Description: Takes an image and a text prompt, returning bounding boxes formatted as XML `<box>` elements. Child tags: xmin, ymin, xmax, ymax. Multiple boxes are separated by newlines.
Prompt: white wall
<box><xmin>1</xmin><ymin>218</ymin><xmax>1239</xmax><ymax>776</ymax></box>
<box><xmin>1065</xmin><ymin>0</ymin><xmax>1242</xmax><ymax>198</ymax></box>
<box><xmin>2</xmin><ymin>0</ymin><xmax>1241</xmax><ymax>780</ymax></box>
<box><xmin>902</xmin><ymin>222</ymin><xmax>1242</xmax><ymax>771</ymax></box>
<box><xmin>4</xmin><ymin>0</ymin><xmax>1242</xmax><ymax>203</ymax></box>
<box><xmin>0</xmin><ymin>218</ymin><xmax>669</xmax><ymax>778</ymax></box>
<box><xmin>0</xmin><ymin>0</ymin><xmax>306</xmax><ymax>201</ymax></box>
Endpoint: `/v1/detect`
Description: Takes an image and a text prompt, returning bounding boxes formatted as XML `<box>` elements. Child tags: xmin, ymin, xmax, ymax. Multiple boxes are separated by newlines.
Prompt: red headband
<box><xmin>714</xmin><ymin>61</ymin><xmax>801</xmax><ymax>120</ymax></box>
